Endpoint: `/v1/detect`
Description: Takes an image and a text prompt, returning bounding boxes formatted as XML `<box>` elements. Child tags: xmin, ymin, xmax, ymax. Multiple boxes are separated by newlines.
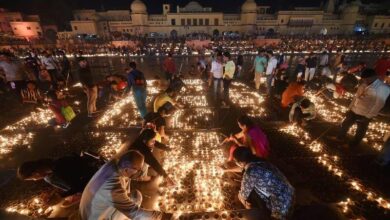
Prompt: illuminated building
<box><xmin>68</xmin><ymin>0</ymin><xmax>390</xmax><ymax>38</ymax></box>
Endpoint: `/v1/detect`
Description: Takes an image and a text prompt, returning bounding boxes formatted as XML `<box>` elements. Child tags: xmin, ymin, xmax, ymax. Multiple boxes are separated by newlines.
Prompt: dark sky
<box><xmin>0</xmin><ymin>0</ymin><xmax>387</xmax><ymax>30</ymax></box>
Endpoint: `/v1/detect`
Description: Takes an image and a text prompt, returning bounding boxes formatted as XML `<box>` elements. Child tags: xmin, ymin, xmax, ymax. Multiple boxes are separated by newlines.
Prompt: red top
<box><xmin>281</xmin><ymin>82</ymin><xmax>304</xmax><ymax>108</ymax></box>
<box><xmin>163</xmin><ymin>58</ymin><xmax>176</xmax><ymax>74</ymax></box>
<box><xmin>375</xmin><ymin>58</ymin><xmax>390</xmax><ymax>79</ymax></box>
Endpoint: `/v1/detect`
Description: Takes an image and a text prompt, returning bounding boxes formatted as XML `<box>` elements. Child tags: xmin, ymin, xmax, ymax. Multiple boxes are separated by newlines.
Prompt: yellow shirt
<box><xmin>153</xmin><ymin>93</ymin><xmax>174</xmax><ymax>112</ymax></box>
<box><xmin>224</xmin><ymin>60</ymin><xmax>236</xmax><ymax>79</ymax></box>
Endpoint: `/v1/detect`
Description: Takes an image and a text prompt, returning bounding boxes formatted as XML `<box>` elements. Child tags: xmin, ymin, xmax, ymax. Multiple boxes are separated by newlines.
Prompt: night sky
<box><xmin>0</xmin><ymin>0</ymin><xmax>387</xmax><ymax>30</ymax></box>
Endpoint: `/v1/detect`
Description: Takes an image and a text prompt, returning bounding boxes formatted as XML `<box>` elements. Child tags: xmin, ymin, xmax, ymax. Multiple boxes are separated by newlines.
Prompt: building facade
<box><xmin>0</xmin><ymin>8</ymin><xmax>46</xmax><ymax>39</ymax></box>
<box><xmin>69</xmin><ymin>0</ymin><xmax>390</xmax><ymax>38</ymax></box>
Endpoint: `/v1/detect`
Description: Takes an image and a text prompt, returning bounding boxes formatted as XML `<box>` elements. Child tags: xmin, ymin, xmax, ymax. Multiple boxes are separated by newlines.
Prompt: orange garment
<box><xmin>281</xmin><ymin>82</ymin><xmax>304</xmax><ymax>108</ymax></box>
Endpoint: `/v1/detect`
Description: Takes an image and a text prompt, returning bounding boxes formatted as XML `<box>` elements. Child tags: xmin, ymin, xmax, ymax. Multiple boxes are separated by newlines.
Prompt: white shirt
<box><xmin>210</xmin><ymin>60</ymin><xmax>223</xmax><ymax>79</ymax></box>
<box><xmin>265</xmin><ymin>56</ymin><xmax>278</xmax><ymax>75</ymax></box>
<box><xmin>350</xmin><ymin>79</ymin><xmax>390</xmax><ymax>119</ymax></box>
<box><xmin>41</xmin><ymin>56</ymin><xmax>57</xmax><ymax>70</ymax></box>
<box><xmin>319</xmin><ymin>54</ymin><xmax>329</xmax><ymax>66</ymax></box>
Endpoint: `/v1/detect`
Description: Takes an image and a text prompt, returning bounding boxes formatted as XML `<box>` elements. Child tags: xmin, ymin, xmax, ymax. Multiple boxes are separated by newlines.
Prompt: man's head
<box><xmin>223</xmin><ymin>51</ymin><xmax>231</xmax><ymax>62</ymax></box>
<box><xmin>117</xmin><ymin>150</ymin><xmax>145</xmax><ymax>180</ymax></box>
<box><xmin>300</xmin><ymin>99</ymin><xmax>312</xmax><ymax>109</ymax></box>
<box><xmin>360</xmin><ymin>68</ymin><xmax>377</xmax><ymax>85</ymax></box>
<box><xmin>129</xmin><ymin>62</ymin><xmax>137</xmax><ymax>70</ymax></box>
<box><xmin>17</xmin><ymin>159</ymin><xmax>54</xmax><ymax>181</ymax></box>
<box><xmin>266</xmin><ymin>50</ymin><xmax>273</xmax><ymax>57</ymax></box>
<box><xmin>78</xmin><ymin>57</ymin><xmax>88</xmax><ymax>68</ymax></box>
<box><xmin>216</xmin><ymin>52</ymin><xmax>223</xmax><ymax>62</ymax></box>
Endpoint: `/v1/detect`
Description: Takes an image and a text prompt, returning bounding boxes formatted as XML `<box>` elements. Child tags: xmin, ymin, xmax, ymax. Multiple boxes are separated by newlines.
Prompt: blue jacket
<box><xmin>127</xmin><ymin>69</ymin><xmax>146</xmax><ymax>90</ymax></box>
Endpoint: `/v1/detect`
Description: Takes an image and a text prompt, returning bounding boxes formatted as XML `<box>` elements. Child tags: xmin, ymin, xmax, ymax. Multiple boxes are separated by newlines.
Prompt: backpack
<box><xmin>61</xmin><ymin>106</ymin><xmax>76</xmax><ymax>122</ymax></box>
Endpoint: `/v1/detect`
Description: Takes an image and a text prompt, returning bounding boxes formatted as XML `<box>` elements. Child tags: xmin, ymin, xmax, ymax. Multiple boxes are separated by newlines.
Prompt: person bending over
<box><xmin>143</xmin><ymin>105</ymin><xmax>171</xmax><ymax>143</ymax></box>
<box><xmin>224</xmin><ymin>115</ymin><xmax>270</xmax><ymax>161</ymax></box>
<box><xmin>232</xmin><ymin>147</ymin><xmax>295</xmax><ymax>220</ymax></box>
<box><xmin>153</xmin><ymin>88</ymin><xmax>183</xmax><ymax>113</ymax></box>
<box><xmin>125</xmin><ymin>129</ymin><xmax>173</xmax><ymax>184</ymax></box>
<box><xmin>17</xmin><ymin>154</ymin><xmax>100</xmax><ymax>205</ymax></box>
<box><xmin>289</xmin><ymin>98</ymin><xmax>316</xmax><ymax>126</ymax></box>
<box><xmin>79</xmin><ymin>150</ymin><xmax>172</xmax><ymax>220</ymax></box>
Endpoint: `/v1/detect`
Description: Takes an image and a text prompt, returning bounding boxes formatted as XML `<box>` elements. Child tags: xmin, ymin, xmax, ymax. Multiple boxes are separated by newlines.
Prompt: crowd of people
<box><xmin>1</xmin><ymin>35</ymin><xmax>389</xmax><ymax>219</ymax></box>
<box><xmin>2</xmin><ymin>34</ymin><xmax>389</xmax><ymax>59</ymax></box>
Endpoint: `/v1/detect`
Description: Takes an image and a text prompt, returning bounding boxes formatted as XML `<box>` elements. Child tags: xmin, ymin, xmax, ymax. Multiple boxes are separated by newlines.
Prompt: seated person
<box><xmin>224</xmin><ymin>115</ymin><xmax>270</xmax><ymax>161</ymax></box>
<box><xmin>20</xmin><ymin>81</ymin><xmax>43</xmax><ymax>104</ymax></box>
<box><xmin>79</xmin><ymin>150</ymin><xmax>172</xmax><ymax>220</ymax></box>
<box><xmin>153</xmin><ymin>87</ymin><xmax>182</xmax><ymax>112</ymax></box>
<box><xmin>143</xmin><ymin>105</ymin><xmax>171</xmax><ymax>143</ymax></box>
<box><xmin>47</xmin><ymin>90</ymin><xmax>70</xmax><ymax>128</ymax></box>
<box><xmin>17</xmin><ymin>154</ymin><xmax>100</xmax><ymax>204</ymax></box>
<box><xmin>281</xmin><ymin>81</ymin><xmax>305</xmax><ymax>108</ymax></box>
<box><xmin>124</xmin><ymin>129</ymin><xmax>173</xmax><ymax>184</ymax></box>
<box><xmin>232</xmin><ymin>147</ymin><xmax>295</xmax><ymax>220</ymax></box>
<box><xmin>289</xmin><ymin>98</ymin><xmax>316</xmax><ymax>126</ymax></box>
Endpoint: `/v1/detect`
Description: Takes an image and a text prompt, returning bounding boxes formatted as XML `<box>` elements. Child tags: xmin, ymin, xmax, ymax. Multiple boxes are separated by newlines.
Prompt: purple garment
<box><xmin>248</xmin><ymin>126</ymin><xmax>270</xmax><ymax>158</ymax></box>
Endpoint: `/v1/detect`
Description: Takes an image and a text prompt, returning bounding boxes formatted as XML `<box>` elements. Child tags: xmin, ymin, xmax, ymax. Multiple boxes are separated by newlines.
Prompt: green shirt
<box><xmin>254</xmin><ymin>56</ymin><xmax>267</xmax><ymax>73</ymax></box>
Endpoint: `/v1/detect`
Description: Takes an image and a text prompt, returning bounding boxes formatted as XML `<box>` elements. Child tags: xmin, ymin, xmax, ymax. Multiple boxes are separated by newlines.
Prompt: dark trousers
<box><xmin>223</xmin><ymin>78</ymin><xmax>231</xmax><ymax>101</ymax></box>
<box><xmin>48</xmin><ymin>69</ymin><xmax>58</xmax><ymax>83</ymax></box>
<box><xmin>247</xmin><ymin>191</ymin><xmax>271</xmax><ymax>219</ymax></box>
<box><xmin>337</xmin><ymin>110</ymin><xmax>370</xmax><ymax>146</ymax></box>
<box><xmin>165</xmin><ymin>71</ymin><xmax>173</xmax><ymax>83</ymax></box>
<box><xmin>213</xmin><ymin>78</ymin><xmax>223</xmax><ymax>100</ymax></box>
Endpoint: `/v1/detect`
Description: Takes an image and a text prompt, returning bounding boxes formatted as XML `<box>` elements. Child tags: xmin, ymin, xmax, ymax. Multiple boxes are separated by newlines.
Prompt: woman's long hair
<box><xmin>237</xmin><ymin>115</ymin><xmax>255</xmax><ymax>129</ymax></box>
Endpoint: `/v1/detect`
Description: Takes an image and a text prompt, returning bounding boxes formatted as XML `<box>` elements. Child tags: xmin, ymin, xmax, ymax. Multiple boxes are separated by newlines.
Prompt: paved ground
<box><xmin>0</xmin><ymin>55</ymin><xmax>389</xmax><ymax>220</ymax></box>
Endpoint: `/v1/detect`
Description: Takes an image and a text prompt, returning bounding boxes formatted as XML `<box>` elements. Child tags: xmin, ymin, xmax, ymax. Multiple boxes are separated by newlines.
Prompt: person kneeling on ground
<box><xmin>289</xmin><ymin>98</ymin><xmax>316</xmax><ymax>126</ymax></box>
<box><xmin>232</xmin><ymin>147</ymin><xmax>295</xmax><ymax>220</ymax></box>
<box><xmin>47</xmin><ymin>90</ymin><xmax>74</xmax><ymax>128</ymax></box>
<box><xmin>80</xmin><ymin>150</ymin><xmax>173</xmax><ymax>220</ymax></box>
<box><xmin>153</xmin><ymin>87</ymin><xmax>183</xmax><ymax>113</ymax></box>
<box><xmin>125</xmin><ymin>129</ymin><xmax>174</xmax><ymax>185</ymax></box>
<box><xmin>223</xmin><ymin>115</ymin><xmax>270</xmax><ymax>161</ymax></box>
<box><xmin>17</xmin><ymin>153</ymin><xmax>101</xmax><ymax>206</ymax></box>
<box><xmin>143</xmin><ymin>105</ymin><xmax>171</xmax><ymax>143</ymax></box>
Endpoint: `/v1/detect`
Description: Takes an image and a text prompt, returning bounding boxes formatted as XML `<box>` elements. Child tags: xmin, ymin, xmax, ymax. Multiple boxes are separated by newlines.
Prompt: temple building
<box><xmin>65</xmin><ymin>0</ymin><xmax>390</xmax><ymax>38</ymax></box>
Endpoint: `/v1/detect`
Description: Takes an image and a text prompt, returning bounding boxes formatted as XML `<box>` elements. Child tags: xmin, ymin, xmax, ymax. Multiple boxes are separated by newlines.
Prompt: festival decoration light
<box><xmin>0</xmin><ymin>108</ymin><xmax>52</xmax><ymax>155</ymax></box>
